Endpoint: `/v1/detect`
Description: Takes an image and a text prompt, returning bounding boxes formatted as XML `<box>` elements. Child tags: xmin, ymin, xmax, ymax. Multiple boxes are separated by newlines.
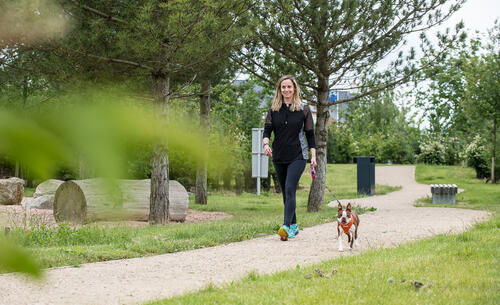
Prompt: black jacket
<box><xmin>263</xmin><ymin>102</ymin><xmax>316</xmax><ymax>163</ymax></box>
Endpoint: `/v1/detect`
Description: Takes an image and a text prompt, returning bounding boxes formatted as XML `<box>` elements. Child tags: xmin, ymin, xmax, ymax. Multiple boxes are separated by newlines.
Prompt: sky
<box><xmin>380</xmin><ymin>0</ymin><xmax>499</xmax><ymax>71</ymax></box>
<box><xmin>443</xmin><ymin>0</ymin><xmax>499</xmax><ymax>35</ymax></box>
<box><xmin>386</xmin><ymin>0</ymin><xmax>500</xmax><ymax>128</ymax></box>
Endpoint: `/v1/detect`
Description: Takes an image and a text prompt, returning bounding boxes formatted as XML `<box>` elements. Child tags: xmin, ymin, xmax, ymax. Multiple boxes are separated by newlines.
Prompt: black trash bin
<box><xmin>355</xmin><ymin>156</ymin><xmax>375</xmax><ymax>195</ymax></box>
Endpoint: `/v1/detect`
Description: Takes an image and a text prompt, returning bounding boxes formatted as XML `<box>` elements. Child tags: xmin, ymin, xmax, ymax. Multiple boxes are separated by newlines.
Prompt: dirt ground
<box><xmin>0</xmin><ymin>203</ymin><xmax>231</xmax><ymax>229</ymax></box>
<box><xmin>0</xmin><ymin>166</ymin><xmax>490</xmax><ymax>305</ymax></box>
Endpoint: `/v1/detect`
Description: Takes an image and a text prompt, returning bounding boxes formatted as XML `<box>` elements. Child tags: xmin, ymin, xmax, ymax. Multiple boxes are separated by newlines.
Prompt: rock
<box><xmin>33</xmin><ymin>179</ymin><xmax>64</xmax><ymax>198</ymax></box>
<box><xmin>25</xmin><ymin>195</ymin><xmax>55</xmax><ymax>210</ymax></box>
<box><xmin>0</xmin><ymin>177</ymin><xmax>24</xmax><ymax>205</ymax></box>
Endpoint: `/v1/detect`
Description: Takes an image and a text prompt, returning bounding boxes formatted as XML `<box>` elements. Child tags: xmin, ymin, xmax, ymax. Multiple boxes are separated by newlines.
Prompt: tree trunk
<box><xmin>307</xmin><ymin>76</ymin><xmax>329</xmax><ymax>212</ymax></box>
<box><xmin>492</xmin><ymin>115</ymin><xmax>497</xmax><ymax>184</ymax></box>
<box><xmin>195</xmin><ymin>79</ymin><xmax>211</xmax><ymax>204</ymax></box>
<box><xmin>235</xmin><ymin>172</ymin><xmax>243</xmax><ymax>195</ymax></box>
<box><xmin>149</xmin><ymin>73</ymin><xmax>170</xmax><ymax>224</ymax></box>
<box><xmin>54</xmin><ymin>179</ymin><xmax>188</xmax><ymax>223</ymax></box>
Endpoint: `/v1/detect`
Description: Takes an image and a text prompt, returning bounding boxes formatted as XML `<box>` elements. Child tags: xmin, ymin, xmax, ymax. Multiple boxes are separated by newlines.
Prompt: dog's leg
<box><xmin>349</xmin><ymin>233</ymin><xmax>354</xmax><ymax>250</ymax></box>
<box><xmin>338</xmin><ymin>226</ymin><xmax>343</xmax><ymax>252</ymax></box>
<box><xmin>354</xmin><ymin>225</ymin><xmax>359</xmax><ymax>246</ymax></box>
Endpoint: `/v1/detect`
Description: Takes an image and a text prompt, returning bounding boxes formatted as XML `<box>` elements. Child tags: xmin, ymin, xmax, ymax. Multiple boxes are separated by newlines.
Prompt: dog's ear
<box><xmin>346</xmin><ymin>203</ymin><xmax>351</xmax><ymax>211</ymax></box>
<box><xmin>338</xmin><ymin>202</ymin><xmax>343</xmax><ymax>210</ymax></box>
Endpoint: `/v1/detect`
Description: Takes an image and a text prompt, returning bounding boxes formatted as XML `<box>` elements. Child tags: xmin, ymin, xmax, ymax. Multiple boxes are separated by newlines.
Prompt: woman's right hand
<box><xmin>264</xmin><ymin>144</ymin><xmax>272</xmax><ymax>157</ymax></box>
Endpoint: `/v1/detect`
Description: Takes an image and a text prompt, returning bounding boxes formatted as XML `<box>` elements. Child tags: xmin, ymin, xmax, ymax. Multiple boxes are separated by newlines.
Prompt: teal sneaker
<box><xmin>290</xmin><ymin>224</ymin><xmax>299</xmax><ymax>237</ymax></box>
<box><xmin>278</xmin><ymin>225</ymin><xmax>294</xmax><ymax>241</ymax></box>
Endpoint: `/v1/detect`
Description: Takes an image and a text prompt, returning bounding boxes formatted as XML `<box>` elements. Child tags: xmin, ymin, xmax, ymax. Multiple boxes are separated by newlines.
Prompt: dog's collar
<box><xmin>338</xmin><ymin>217</ymin><xmax>353</xmax><ymax>234</ymax></box>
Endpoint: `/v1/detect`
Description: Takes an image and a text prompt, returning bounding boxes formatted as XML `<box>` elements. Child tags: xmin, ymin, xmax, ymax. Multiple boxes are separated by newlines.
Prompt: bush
<box><xmin>417</xmin><ymin>141</ymin><xmax>446</xmax><ymax>165</ymax></box>
<box><xmin>462</xmin><ymin>135</ymin><xmax>489</xmax><ymax>178</ymax></box>
<box><xmin>327</xmin><ymin>123</ymin><xmax>356</xmax><ymax>163</ymax></box>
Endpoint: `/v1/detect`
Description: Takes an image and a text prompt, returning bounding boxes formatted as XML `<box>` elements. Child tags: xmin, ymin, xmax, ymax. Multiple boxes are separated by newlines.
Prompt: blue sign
<box><xmin>328</xmin><ymin>90</ymin><xmax>338</xmax><ymax>102</ymax></box>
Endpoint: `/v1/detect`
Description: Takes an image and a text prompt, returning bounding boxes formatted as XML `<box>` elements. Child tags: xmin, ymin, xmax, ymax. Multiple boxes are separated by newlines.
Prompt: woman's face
<box><xmin>280</xmin><ymin>79</ymin><xmax>295</xmax><ymax>100</ymax></box>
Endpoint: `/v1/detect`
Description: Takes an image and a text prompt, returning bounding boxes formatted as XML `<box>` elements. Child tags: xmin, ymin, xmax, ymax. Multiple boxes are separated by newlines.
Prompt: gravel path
<box><xmin>0</xmin><ymin>166</ymin><xmax>490</xmax><ymax>305</ymax></box>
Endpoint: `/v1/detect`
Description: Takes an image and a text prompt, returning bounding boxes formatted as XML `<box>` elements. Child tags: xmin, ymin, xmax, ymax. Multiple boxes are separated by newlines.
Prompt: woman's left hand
<box><xmin>311</xmin><ymin>155</ymin><xmax>317</xmax><ymax>167</ymax></box>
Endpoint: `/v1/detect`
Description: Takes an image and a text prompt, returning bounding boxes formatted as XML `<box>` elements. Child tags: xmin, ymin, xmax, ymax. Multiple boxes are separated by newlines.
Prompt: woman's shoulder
<box><xmin>301</xmin><ymin>104</ymin><xmax>312</xmax><ymax>113</ymax></box>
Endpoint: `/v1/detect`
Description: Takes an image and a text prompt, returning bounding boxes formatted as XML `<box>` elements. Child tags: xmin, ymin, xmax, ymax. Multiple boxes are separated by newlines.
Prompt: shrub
<box><xmin>462</xmin><ymin>135</ymin><xmax>489</xmax><ymax>178</ymax></box>
<box><xmin>417</xmin><ymin>141</ymin><xmax>446</xmax><ymax>165</ymax></box>
<box><xmin>327</xmin><ymin>123</ymin><xmax>356</xmax><ymax>163</ymax></box>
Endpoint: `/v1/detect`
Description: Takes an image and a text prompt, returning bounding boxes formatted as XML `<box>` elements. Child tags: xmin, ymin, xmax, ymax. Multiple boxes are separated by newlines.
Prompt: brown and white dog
<box><xmin>337</xmin><ymin>203</ymin><xmax>360</xmax><ymax>252</ymax></box>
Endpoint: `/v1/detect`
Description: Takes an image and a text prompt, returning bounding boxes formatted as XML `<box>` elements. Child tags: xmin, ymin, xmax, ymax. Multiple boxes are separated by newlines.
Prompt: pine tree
<box><xmin>237</xmin><ymin>0</ymin><xmax>465</xmax><ymax>211</ymax></box>
<box><xmin>59</xmin><ymin>0</ymin><xmax>253</xmax><ymax>222</ymax></box>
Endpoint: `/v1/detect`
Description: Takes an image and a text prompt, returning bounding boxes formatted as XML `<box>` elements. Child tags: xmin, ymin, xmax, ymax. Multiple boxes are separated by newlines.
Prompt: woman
<box><xmin>263</xmin><ymin>75</ymin><xmax>317</xmax><ymax>241</ymax></box>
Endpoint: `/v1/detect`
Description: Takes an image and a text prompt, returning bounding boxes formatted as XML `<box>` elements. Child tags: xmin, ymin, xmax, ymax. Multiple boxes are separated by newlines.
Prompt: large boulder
<box><xmin>0</xmin><ymin>177</ymin><xmax>24</xmax><ymax>205</ymax></box>
<box><xmin>25</xmin><ymin>194</ymin><xmax>55</xmax><ymax>210</ymax></box>
<box><xmin>33</xmin><ymin>179</ymin><xmax>64</xmax><ymax>198</ymax></box>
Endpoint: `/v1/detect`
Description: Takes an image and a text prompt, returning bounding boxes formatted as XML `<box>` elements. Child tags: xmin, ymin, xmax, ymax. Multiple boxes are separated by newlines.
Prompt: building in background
<box><xmin>309</xmin><ymin>89</ymin><xmax>351</xmax><ymax>124</ymax></box>
<box><xmin>327</xmin><ymin>90</ymin><xmax>351</xmax><ymax>123</ymax></box>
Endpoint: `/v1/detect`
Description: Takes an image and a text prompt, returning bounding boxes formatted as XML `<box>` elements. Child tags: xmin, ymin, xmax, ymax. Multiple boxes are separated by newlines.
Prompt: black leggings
<box><xmin>273</xmin><ymin>159</ymin><xmax>306</xmax><ymax>226</ymax></box>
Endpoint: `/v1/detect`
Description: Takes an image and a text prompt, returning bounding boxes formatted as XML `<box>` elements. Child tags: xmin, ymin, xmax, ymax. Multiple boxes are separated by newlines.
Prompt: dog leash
<box><xmin>325</xmin><ymin>184</ymin><xmax>343</xmax><ymax>205</ymax></box>
<box><xmin>310</xmin><ymin>164</ymin><xmax>343</xmax><ymax>205</ymax></box>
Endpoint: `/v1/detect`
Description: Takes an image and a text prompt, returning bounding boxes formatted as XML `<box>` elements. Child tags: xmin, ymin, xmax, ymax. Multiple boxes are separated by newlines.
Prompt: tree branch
<box><xmin>66</xmin><ymin>0</ymin><xmax>127</xmax><ymax>24</ymax></box>
<box><xmin>68</xmin><ymin>48</ymin><xmax>153</xmax><ymax>70</ymax></box>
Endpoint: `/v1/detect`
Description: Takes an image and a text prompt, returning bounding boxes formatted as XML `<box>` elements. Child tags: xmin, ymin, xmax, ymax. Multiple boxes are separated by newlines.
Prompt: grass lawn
<box><xmin>3</xmin><ymin>164</ymin><xmax>398</xmax><ymax>271</ymax></box>
<box><xmin>147</xmin><ymin>164</ymin><xmax>499</xmax><ymax>305</ymax></box>
<box><xmin>415</xmin><ymin>164</ymin><xmax>500</xmax><ymax>213</ymax></box>
<box><xmin>24</xmin><ymin>187</ymin><xmax>35</xmax><ymax>197</ymax></box>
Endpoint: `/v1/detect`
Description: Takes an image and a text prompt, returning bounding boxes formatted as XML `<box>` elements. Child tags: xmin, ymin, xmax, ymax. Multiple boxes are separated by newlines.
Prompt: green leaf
<box><xmin>0</xmin><ymin>237</ymin><xmax>41</xmax><ymax>277</ymax></box>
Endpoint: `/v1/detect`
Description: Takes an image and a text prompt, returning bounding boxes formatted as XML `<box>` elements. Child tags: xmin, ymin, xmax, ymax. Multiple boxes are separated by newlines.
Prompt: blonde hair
<box><xmin>271</xmin><ymin>75</ymin><xmax>302</xmax><ymax>112</ymax></box>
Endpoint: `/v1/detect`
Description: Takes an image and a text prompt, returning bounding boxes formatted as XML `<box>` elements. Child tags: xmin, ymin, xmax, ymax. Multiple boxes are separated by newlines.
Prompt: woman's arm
<box><xmin>263</xmin><ymin>109</ymin><xmax>273</xmax><ymax>157</ymax></box>
<box><xmin>263</xmin><ymin>137</ymin><xmax>272</xmax><ymax>157</ymax></box>
<box><xmin>310</xmin><ymin>148</ymin><xmax>317</xmax><ymax>167</ymax></box>
<box><xmin>303</xmin><ymin>106</ymin><xmax>316</xmax><ymax>166</ymax></box>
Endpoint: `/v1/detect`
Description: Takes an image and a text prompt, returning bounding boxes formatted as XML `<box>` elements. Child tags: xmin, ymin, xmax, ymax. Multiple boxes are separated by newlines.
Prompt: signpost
<box><xmin>251</xmin><ymin>128</ymin><xmax>268</xmax><ymax>195</ymax></box>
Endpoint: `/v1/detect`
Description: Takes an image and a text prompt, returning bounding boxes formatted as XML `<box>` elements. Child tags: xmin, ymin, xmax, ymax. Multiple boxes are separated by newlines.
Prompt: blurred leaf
<box><xmin>0</xmin><ymin>88</ymin><xmax>206</xmax><ymax>181</ymax></box>
<box><xmin>0</xmin><ymin>237</ymin><xmax>41</xmax><ymax>277</ymax></box>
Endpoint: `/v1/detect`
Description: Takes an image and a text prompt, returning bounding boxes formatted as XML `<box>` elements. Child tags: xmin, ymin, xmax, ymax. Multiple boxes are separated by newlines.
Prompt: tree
<box><xmin>54</xmin><ymin>0</ymin><xmax>253</xmax><ymax>222</ymax></box>
<box><xmin>192</xmin><ymin>10</ymin><xmax>254</xmax><ymax>204</ymax></box>
<box><xmin>463</xmin><ymin>25</ymin><xmax>500</xmax><ymax>183</ymax></box>
<box><xmin>418</xmin><ymin>22</ymin><xmax>500</xmax><ymax>181</ymax></box>
<box><xmin>210</xmin><ymin>78</ymin><xmax>267</xmax><ymax>191</ymax></box>
<box><xmin>339</xmin><ymin>89</ymin><xmax>420</xmax><ymax>164</ymax></box>
<box><xmin>237</xmin><ymin>0</ymin><xmax>465</xmax><ymax>211</ymax></box>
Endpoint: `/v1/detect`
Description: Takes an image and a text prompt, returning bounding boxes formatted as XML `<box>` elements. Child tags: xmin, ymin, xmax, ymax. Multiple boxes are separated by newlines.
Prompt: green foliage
<box><xmin>0</xmin><ymin>88</ymin><xmax>206</xmax><ymax>180</ymax></box>
<box><xmin>333</xmin><ymin>91</ymin><xmax>420</xmax><ymax>164</ymax></box>
<box><xmin>418</xmin><ymin>23</ymin><xmax>500</xmax><ymax>173</ymax></box>
<box><xmin>0</xmin><ymin>237</ymin><xmax>41</xmax><ymax>277</ymax></box>
<box><xmin>327</xmin><ymin>123</ymin><xmax>356</xmax><ymax>163</ymax></box>
<box><xmin>462</xmin><ymin>135</ymin><xmax>490</xmax><ymax>178</ymax></box>
<box><xmin>417</xmin><ymin>140</ymin><xmax>446</xmax><ymax>165</ymax></box>
<box><xmin>120</xmin><ymin>79</ymin><xmax>267</xmax><ymax>190</ymax></box>
<box><xmin>209</xmin><ymin>79</ymin><xmax>268</xmax><ymax>189</ymax></box>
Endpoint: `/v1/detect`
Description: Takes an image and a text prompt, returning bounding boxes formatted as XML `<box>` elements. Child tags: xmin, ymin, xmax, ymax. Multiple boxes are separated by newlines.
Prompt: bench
<box><xmin>430</xmin><ymin>184</ymin><xmax>458</xmax><ymax>204</ymax></box>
